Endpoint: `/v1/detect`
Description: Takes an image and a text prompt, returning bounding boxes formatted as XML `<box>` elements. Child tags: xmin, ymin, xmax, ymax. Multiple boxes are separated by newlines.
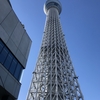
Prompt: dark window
<box><xmin>0</xmin><ymin>40</ymin><xmax>4</xmax><ymax>52</ymax></box>
<box><xmin>9</xmin><ymin>58</ymin><xmax>17</xmax><ymax>75</ymax></box>
<box><xmin>54</xmin><ymin>3</ymin><xmax>58</xmax><ymax>6</ymax></box>
<box><xmin>0</xmin><ymin>47</ymin><xmax>9</xmax><ymax>64</ymax></box>
<box><xmin>14</xmin><ymin>63</ymin><xmax>23</xmax><ymax>80</ymax></box>
<box><xmin>4</xmin><ymin>53</ymin><xmax>13</xmax><ymax>70</ymax></box>
<box><xmin>0</xmin><ymin>39</ymin><xmax>23</xmax><ymax>81</ymax></box>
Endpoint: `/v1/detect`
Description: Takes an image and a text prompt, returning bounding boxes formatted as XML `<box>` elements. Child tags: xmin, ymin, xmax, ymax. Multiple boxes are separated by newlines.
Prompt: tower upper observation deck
<box><xmin>44</xmin><ymin>0</ymin><xmax>62</xmax><ymax>15</ymax></box>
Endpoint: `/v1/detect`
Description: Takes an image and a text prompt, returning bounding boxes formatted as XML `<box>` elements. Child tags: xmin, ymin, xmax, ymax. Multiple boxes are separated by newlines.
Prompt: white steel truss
<box><xmin>27</xmin><ymin>0</ymin><xmax>84</xmax><ymax>100</ymax></box>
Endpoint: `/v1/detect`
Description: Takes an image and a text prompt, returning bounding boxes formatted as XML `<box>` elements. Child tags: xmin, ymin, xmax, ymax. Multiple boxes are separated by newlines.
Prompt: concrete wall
<box><xmin>0</xmin><ymin>64</ymin><xmax>21</xmax><ymax>99</ymax></box>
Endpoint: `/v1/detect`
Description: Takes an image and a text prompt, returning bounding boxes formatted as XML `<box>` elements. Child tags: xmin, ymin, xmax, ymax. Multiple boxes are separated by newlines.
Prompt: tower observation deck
<box><xmin>27</xmin><ymin>0</ymin><xmax>84</xmax><ymax>100</ymax></box>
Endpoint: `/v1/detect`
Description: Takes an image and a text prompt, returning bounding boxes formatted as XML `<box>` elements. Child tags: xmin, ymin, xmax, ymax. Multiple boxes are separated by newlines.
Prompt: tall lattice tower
<box><xmin>27</xmin><ymin>0</ymin><xmax>84</xmax><ymax>100</ymax></box>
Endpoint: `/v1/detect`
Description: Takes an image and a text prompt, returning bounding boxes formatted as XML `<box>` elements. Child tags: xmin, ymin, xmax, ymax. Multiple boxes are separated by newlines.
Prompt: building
<box><xmin>27</xmin><ymin>0</ymin><xmax>84</xmax><ymax>100</ymax></box>
<box><xmin>0</xmin><ymin>0</ymin><xmax>32</xmax><ymax>100</ymax></box>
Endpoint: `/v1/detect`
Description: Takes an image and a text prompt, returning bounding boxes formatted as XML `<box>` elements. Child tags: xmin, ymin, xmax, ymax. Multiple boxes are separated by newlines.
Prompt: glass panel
<box><xmin>14</xmin><ymin>63</ymin><xmax>23</xmax><ymax>81</ymax></box>
<box><xmin>54</xmin><ymin>3</ymin><xmax>58</xmax><ymax>6</ymax></box>
<box><xmin>4</xmin><ymin>53</ymin><xmax>13</xmax><ymax>70</ymax></box>
<box><xmin>0</xmin><ymin>40</ymin><xmax>23</xmax><ymax>81</ymax></box>
<box><xmin>0</xmin><ymin>40</ymin><xmax>4</xmax><ymax>52</ymax></box>
<box><xmin>9</xmin><ymin>58</ymin><xmax>17</xmax><ymax>75</ymax></box>
<box><xmin>0</xmin><ymin>47</ymin><xmax>9</xmax><ymax>64</ymax></box>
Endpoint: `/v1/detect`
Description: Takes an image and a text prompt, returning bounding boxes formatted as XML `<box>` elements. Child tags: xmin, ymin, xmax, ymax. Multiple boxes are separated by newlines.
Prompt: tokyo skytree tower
<box><xmin>27</xmin><ymin>0</ymin><xmax>84</xmax><ymax>100</ymax></box>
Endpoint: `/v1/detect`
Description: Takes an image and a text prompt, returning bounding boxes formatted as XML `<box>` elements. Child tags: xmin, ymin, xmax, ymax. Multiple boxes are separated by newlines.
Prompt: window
<box><xmin>0</xmin><ymin>39</ymin><xmax>23</xmax><ymax>81</ymax></box>
<box><xmin>0</xmin><ymin>40</ymin><xmax>4</xmax><ymax>52</ymax></box>
<box><xmin>9</xmin><ymin>58</ymin><xmax>17</xmax><ymax>74</ymax></box>
<box><xmin>0</xmin><ymin>47</ymin><xmax>9</xmax><ymax>64</ymax></box>
<box><xmin>54</xmin><ymin>3</ymin><xmax>58</xmax><ymax>6</ymax></box>
<box><xmin>4</xmin><ymin>53</ymin><xmax>13</xmax><ymax>69</ymax></box>
<box><xmin>14</xmin><ymin>63</ymin><xmax>22</xmax><ymax>80</ymax></box>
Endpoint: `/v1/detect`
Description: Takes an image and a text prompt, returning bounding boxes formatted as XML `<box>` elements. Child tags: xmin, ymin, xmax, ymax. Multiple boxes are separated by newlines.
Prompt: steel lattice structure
<box><xmin>27</xmin><ymin>0</ymin><xmax>84</xmax><ymax>100</ymax></box>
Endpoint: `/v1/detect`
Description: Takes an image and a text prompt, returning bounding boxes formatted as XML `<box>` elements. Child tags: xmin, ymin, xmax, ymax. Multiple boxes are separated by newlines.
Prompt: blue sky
<box><xmin>10</xmin><ymin>0</ymin><xmax>100</xmax><ymax>100</ymax></box>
